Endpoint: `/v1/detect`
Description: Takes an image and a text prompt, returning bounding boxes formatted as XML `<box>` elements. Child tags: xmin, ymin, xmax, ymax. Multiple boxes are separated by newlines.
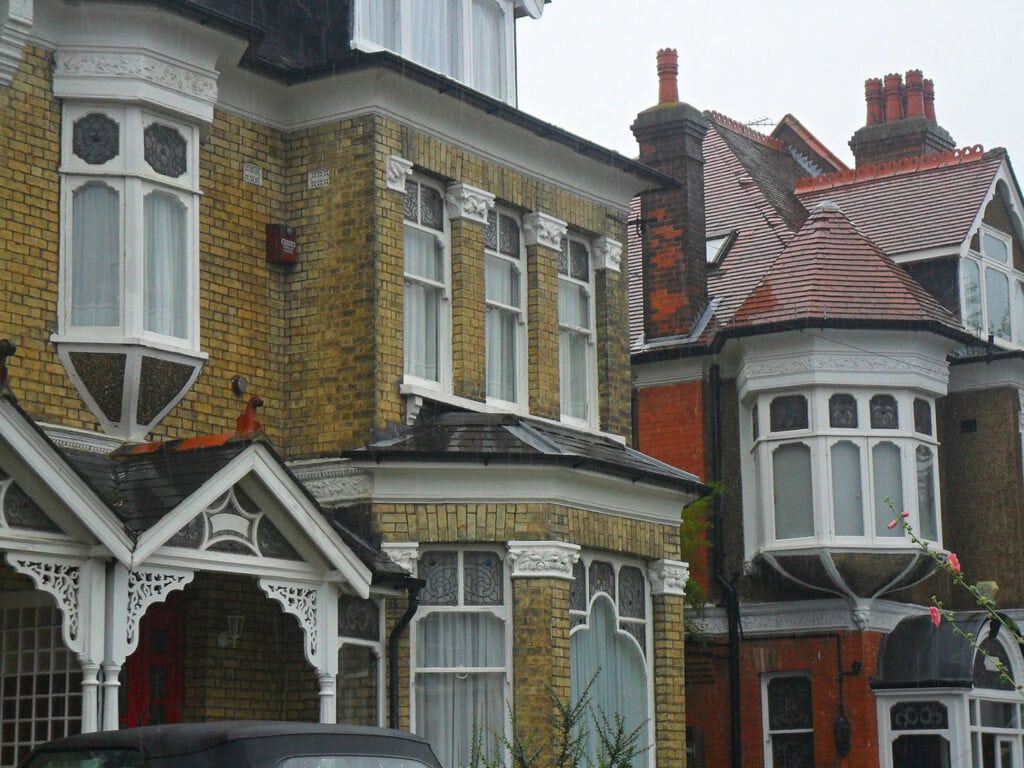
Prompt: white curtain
<box><xmin>143</xmin><ymin>190</ymin><xmax>187</xmax><ymax>338</ymax></box>
<box><xmin>359</xmin><ymin>0</ymin><xmax>399</xmax><ymax>50</ymax></box>
<box><xmin>71</xmin><ymin>182</ymin><xmax>119</xmax><ymax>327</ymax></box>
<box><xmin>570</xmin><ymin>596</ymin><xmax>649</xmax><ymax>768</ymax></box>
<box><xmin>559</xmin><ymin>280</ymin><xmax>590</xmax><ymax>419</ymax></box>
<box><xmin>873</xmin><ymin>442</ymin><xmax>904</xmax><ymax>536</ymax></box>
<box><xmin>486</xmin><ymin>254</ymin><xmax>518</xmax><ymax>401</ymax></box>
<box><xmin>415</xmin><ymin>612</ymin><xmax>504</xmax><ymax>768</ymax></box>
<box><xmin>412</xmin><ymin>0</ymin><xmax>461</xmax><ymax>78</ymax></box>
<box><xmin>916</xmin><ymin>446</ymin><xmax>938</xmax><ymax>541</ymax></box>
<box><xmin>471</xmin><ymin>0</ymin><xmax>504</xmax><ymax>97</ymax></box>
<box><xmin>404</xmin><ymin>227</ymin><xmax>442</xmax><ymax>381</ymax></box>
<box><xmin>772</xmin><ymin>443</ymin><xmax>813</xmax><ymax>539</ymax></box>
<box><xmin>831</xmin><ymin>441</ymin><xmax>863</xmax><ymax>536</ymax></box>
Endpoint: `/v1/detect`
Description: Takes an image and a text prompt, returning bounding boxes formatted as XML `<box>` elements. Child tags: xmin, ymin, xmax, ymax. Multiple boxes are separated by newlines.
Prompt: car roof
<box><xmin>24</xmin><ymin>722</ymin><xmax>441</xmax><ymax>767</ymax></box>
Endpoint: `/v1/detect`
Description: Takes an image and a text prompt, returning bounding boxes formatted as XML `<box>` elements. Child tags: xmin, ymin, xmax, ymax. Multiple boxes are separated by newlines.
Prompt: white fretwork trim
<box><xmin>0</xmin><ymin>0</ymin><xmax>32</xmax><ymax>88</ymax></box>
<box><xmin>385</xmin><ymin>155</ymin><xmax>414</xmax><ymax>192</ymax></box>
<box><xmin>125</xmin><ymin>568</ymin><xmax>193</xmax><ymax>652</ymax></box>
<box><xmin>52</xmin><ymin>48</ymin><xmax>218</xmax><ymax>124</ymax></box>
<box><xmin>649</xmin><ymin>559</ymin><xmax>689</xmax><ymax>596</ymax></box>
<box><xmin>445</xmin><ymin>182</ymin><xmax>495</xmax><ymax>225</ymax></box>
<box><xmin>7</xmin><ymin>553</ymin><xmax>81</xmax><ymax>649</ymax></box>
<box><xmin>382</xmin><ymin>542</ymin><xmax>420</xmax><ymax>577</ymax></box>
<box><xmin>507</xmin><ymin>540</ymin><xmax>580</xmax><ymax>580</ymax></box>
<box><xmin>260</xmin><ymin>579</ymin><xmax>320</xmax><ymax>664</ymax></box>
<box><xmin>522</xmin><ymin>212</ymin><xmax>567</xmax><ymax>250</ymax></box>
<box><xmin>593</xmin><ymin>236</ymin><xmax>623</xmax><ymax>274</ymax></box>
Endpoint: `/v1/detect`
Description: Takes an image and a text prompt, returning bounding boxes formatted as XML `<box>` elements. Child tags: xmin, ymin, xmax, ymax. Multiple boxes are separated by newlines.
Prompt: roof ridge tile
<box><xmin>707</xmin><ymin>110</ymin><xmax>785</xmax><ymax>151</ymax></box>
<box><xmin>796</xmin><ymin>145</ymin><xmax>987</xmax><ymax>193</ymax></box>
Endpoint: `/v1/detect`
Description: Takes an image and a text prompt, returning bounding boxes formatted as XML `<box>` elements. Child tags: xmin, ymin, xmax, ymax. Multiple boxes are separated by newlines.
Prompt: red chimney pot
<box><xmin>864</xmin><ymin>78</ymin><xmax>884</xmax><ymax>126</ymax></box>
<box><xmin>923</xmin><ymin>78</ymin><xmax>936</xmax><ymax>122</ymax></box>
<box><xmin>904</xmin><ymin>70</ymin><xmax>925</xmax><ymax>118</ymax></box>
<box><xmin>656</xmin><ymin>48</ymin><xmax>679</xmax><ymax>104</ymax></box>
<box><xmin>883</xmin><ymin>73</ymin><xmax>904</xmax><ymax>121</ymax></box>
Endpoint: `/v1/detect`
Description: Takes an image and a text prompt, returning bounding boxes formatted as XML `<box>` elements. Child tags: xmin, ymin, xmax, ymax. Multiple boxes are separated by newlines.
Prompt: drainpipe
<box><xmin>710</xmin><ymin>363</ymin><xmax>742</xmax><ymax>768</ymax></box>
<box><xmin>388</xmin><ymin>582</ymin><xmax>422</xmax><ymax>729</ymax></box>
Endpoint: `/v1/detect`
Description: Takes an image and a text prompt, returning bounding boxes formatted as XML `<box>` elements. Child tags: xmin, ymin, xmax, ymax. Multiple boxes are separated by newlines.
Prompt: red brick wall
<box><xmin>636</xmin><ymin>381</ymin><xmax>706</xmax><ymax>476</ymax></box>
<box><xmin>688</xmin><ymin>631</ymin><xmax>884</xmax><ymax>768</ymax></box>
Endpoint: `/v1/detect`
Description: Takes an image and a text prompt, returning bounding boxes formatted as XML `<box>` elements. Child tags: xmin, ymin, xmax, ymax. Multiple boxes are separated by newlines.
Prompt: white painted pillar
<box><xmin>79</xmin><ymin>661</ymin><xmax>101</xmax><ymax>733</ymax></box>
<box><xmin>100</xmin><ymin>662</ymin><xmax>121</xmax><ymax>730</ymax></box>
<box><xmin>318</xmin><ymin>673</ymin><xmax>338</xmax><ymax>724</ymax></box>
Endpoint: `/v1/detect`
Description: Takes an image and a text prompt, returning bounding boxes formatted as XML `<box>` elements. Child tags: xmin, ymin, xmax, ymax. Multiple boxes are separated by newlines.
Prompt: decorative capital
<box><xmin>382</xmin><ymin>542</ymin><xmax>421</xmax><ymax>576</ymax></box>
<box><xmin>649</xmin><ymin>558</ymin><xmax>689</xmax><ymax>596</ymax></box>
<box><xmin>445</xmin><ymin>183</ymin><xmax>495</xmax><ymax>225</ymax></box>
<box><xmin>522</xmin><ymin>212</ymin><xmax>567</xmax><ymax>250</ymax></box>
<box><xmin>507</xmin><ymin>540</ymin><xmax>580</xmax><ymax>580</ymax></box>
<box><xmin>385</xmin><ymin>155</ymin><xmax>414</xmax><ymax>192</ymax></box>
<box><xmin>593</xmin><ymin>237</ymin><xmax>623</xmax><ymax>273</ymax></box>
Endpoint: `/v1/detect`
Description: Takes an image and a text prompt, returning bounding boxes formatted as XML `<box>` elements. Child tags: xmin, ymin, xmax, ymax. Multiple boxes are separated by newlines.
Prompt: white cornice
<box><xmin>649</xmin><ymin>558</ymin><xmax>689</xmax><ymax>596</ymax></box>
<box><xmin>522</xmin><ymin>212</ymin><xmax>567</xmax><ymax>250</ymax></box>
<box><xmin>593</xmin><ymin>236</ymin><xmax>623</xmax><ymax>274</ymax></box>
<box><xmin>445</xmin><ymin>182</ymin><xmax>495</xmax><ymax>225</ymax></box>
<box><xmin>948</xmin><ymin>355</ymin><xmax>1024</xmax><ymax>393</ymax></box>
<box><xmin>696</xmin><ymin>598</ymin><xmax>924</xmax><ymax>637</ymax></box>
<box><xmin>507</xmin><ymin>540</ymin><xmax>580</xmax><ymax>580</ymax></box>
<box><xmin>0</xmin><ymin>0</ymin><xmax>33</xmax><ymax>88</ymax></box>
<box><xmin>288</xmin><ymin>458</ymin><xmax>371</xmax><ymax>505</ymax></box>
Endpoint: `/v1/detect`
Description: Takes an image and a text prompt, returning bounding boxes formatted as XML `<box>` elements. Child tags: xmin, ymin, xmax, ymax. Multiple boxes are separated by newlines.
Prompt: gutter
<box><xmin>388</xmin><ymin>581</ymin><xmax>422</xmax><ymax>729</ymax></box>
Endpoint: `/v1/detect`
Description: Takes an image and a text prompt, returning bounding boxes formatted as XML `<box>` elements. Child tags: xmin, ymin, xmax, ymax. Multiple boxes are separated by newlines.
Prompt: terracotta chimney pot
<box><xmin>656</xmin><ymin>48</ymin><xmax>679</xmax><ymax>104</ymax></box>
<box><xmin>883</xmin><ymin>73</ymin><xmax>904</xmax><ymax>121</ymax></box>
<box><xmin>923</xmin><ymin>78</ymin><xmax>936</xmax><ymax>121</ymax></box>
<box><xmin>864</xmin><ymin>78</ymin><xmax>884</xmax><ymax>125</ymax></box>
<box><xmin>904</xmin><ymin>69</ymin><xmax>925</xmax><ymax>118</ymax></box>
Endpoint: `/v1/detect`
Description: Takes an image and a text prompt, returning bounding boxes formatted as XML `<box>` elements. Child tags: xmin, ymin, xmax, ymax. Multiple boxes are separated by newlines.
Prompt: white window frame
<box><xmin>569</xmin><ymin>552</ymin><xmax>655</xmax><ymax>768</ymax></box>
<box><xmin>762</xmin><ymin>673</ymin><xmax>815</xmax><ymax>768</ymax></box>
<box><xmin>56</xmin><ymin>103</ymin><xmax>202</xmax><ymax>354</ymax></box>
<box><xmin>403</xmin><ymin>175</ymin><xmax>452</xmax><ymax>394</ymax></box>
<box><xmin>961</xmin><ymin>225</ymin><xmax>1020</xmax><ymax>345</ymax></box>
<box><xmin>352</xmin><ymin>0</ymin><xmax>517</xmax><ymax>103</ymax></box>
<box><xmin>410</xmin><ymin>547</ymin><xmax>511</xmax><ymax>767</ymax></box>
<box><xmin>747</xmin><ymin>389</ymin><xmax>942</xmax><ymax>552</ymax></box>
<box><xmin>484</xmin><ymin>207</ymin><xmax>527</xmax><ymax>411</ymax></box>
<box><xmin>337</xmin><ymin>595</ymin><xmax>387</xmax><ymax>727</ymax></box>
<box><xmin>558</xmin><ymin>233</ymin><xmax>598</xmax><ymax>429</ymax></box>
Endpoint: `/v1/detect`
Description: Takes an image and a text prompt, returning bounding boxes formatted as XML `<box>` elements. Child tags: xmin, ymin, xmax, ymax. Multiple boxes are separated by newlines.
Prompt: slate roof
<box><xmin>730</xmin><ymin>202</ymin><xmax>966</xmax><ymax>335</ymax></box>
<box><xmin>346</xmin><ymin>411</ymin><xmax>706</xmax><ymax>494</ymax></box>
<box><xmin>872</xmin><ymin>614</ymin><xmax>998</xmax><ymax>689</ymax></box>
<box><xmin>797</xmin><ymin>147</ymin><xmax>1004</xmax><ymax>257</ymax></box>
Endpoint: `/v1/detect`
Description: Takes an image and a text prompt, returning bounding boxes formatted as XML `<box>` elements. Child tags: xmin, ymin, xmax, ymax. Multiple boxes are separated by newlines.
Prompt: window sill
<box><xmin>51</xmin><ymin>333</ymin><xmax>208</xmax><ymax>361</ymax></box>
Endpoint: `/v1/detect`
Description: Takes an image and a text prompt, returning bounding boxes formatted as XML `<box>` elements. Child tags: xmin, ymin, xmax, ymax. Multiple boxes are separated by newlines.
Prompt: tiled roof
<box><xmin>731</xmin><ymin>202</ymin><xmax>964</xmax><ymax>332</ymax></box>
<box><xmin>347</xmin><ymin>411</ymin><xmax>706</xmax><ymax>493</ymax></box>
<box><xmin>771</xmin><ymin>114</ymin><xmax>849</xmax><ymax>175</ymax></box>
<box><xmin>797</xmin><ymin>147</ymin><xmax>1004</xmax><ymax>256</ymax></box>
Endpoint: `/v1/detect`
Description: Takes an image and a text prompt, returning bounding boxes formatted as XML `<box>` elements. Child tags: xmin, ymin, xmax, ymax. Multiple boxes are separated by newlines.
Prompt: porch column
<box><xmin>507</xmin><ymin>541</ymin><xmax>579</xmax><ymax>746</ymax></box>
<box><xmin>649</xmin><ymin>558</ymin><xmax>690</xmax><ymax>768</ymax></box>
<box><xmin>100</xmin><ymin>662</ymin><xmax>121</xmax><ymax>731</ymax></box>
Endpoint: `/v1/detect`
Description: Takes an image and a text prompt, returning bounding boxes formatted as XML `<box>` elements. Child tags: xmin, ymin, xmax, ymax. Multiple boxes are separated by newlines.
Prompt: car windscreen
<box><xmin>279</xmin><ymin>759</ymin><xmax>435</xmax><ymax>768</ymax></box>
<box><xmin>20</xmin><ymin>750</ymin><xmax>146</xmax><ymax>768</ymax></box>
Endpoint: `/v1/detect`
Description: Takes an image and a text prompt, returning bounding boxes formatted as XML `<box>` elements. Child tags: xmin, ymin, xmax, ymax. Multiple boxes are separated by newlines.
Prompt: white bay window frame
<box><xmin>56</xmin><ymin>104</ymin><xmax>201</xmax><ymax>354</ymax></box>
<box><xmin>961</xmin><ymin>225</ymin><xmax>1020</xmax><ymax>345</ymax></box>
<box><xmin>484</xmin><ymin>207</ymin><xmax>527</xmax><ymax>410</ymax></box>
<box><xmin>353</xmin><ymin>0</ymin><xmax>517</xmax><ymax>103</ymax></box>
<box><xmin>558</xmin><ymin>233</ymin><xmax>598</xmax><ymax>429</ymax></box>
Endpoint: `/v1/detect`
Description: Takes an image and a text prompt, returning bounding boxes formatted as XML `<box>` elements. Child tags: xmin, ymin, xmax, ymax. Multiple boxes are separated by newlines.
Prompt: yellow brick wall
<box><xmin>450</xmin><ymin>217</ymin><xmax>487</xmax><ymax>401</ymax></box>
<box><xmin>527</xmin><ymin>243</ymin><xmax>561</xmax><ymax>419</ymax></box>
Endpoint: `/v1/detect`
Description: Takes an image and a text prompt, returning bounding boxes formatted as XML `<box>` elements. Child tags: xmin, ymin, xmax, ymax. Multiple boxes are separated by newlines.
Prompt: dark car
<box><xmin>18</xmin><ymin>721</ymin><xmax>443</xmax><ymax>768</ymax></box>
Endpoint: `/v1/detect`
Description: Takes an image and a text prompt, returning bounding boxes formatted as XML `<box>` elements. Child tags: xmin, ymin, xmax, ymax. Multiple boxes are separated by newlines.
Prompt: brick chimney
<box><xmin>630</xmin><ymin>49</ymin><xmax>709</xmax><ymax>341</ymax></box>
<box><xmin>849</xmin><ymin>69</ymin><xmax>955</xmax><ymax>167</ymax></box>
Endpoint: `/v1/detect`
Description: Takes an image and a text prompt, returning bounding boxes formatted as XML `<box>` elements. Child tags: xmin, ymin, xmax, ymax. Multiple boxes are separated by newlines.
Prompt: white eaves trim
<box><xmin>348</xmin><ymin>462</ymin><xmax>698</xmax><ymax>526</ymax></box>
<box><xmin>0</xmin><ymin>398</ymin><xmax>133</xmax><ymax>563</ymax></box>
<box><xmin>131</xmin><ymin>444</ymin><xmax>373</xmax><ymax>598</ymax></box>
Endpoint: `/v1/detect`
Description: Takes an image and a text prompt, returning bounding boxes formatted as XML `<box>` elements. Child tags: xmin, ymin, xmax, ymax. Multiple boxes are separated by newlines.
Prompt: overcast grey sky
<box><xmin>516</xmin><ymin>0</ymin><xmax>1024</xmax><ymax>171</ymax></box>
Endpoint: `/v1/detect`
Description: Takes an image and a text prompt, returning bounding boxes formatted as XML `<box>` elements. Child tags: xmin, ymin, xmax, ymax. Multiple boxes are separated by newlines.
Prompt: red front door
<box><xmin>121</xmin><ymin>591</ymin><xmax>184</xmax><ymax>727</ymax></box>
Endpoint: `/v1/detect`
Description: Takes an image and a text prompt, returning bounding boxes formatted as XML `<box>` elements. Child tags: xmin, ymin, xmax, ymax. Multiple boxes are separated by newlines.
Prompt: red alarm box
<box><xmin>266</xmin><ymin>224</ymin><xmax>299</xmax><ymax>265</ymax></box>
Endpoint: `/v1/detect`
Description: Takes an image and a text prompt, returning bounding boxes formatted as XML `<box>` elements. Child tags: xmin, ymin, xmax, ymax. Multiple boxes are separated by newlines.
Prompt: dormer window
<box><xmin>961</xmin><ymin>225</ymin><xmax>1019</xmax><ymax>343</ymax></box>
<box><xmin>354</xmin><ymin>0</ymin><xmax>516</xmax><ymax>102</ymax></box>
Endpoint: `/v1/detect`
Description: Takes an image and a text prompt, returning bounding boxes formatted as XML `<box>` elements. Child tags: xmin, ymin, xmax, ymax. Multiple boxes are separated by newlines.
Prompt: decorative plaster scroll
<box><xmin>522</xmin><ymin>212</ymin><xmax>567</xmax><ymax>250</ymax></box>
<box><xmin>53</xmin><ymin>49</ymin><xmax>217</xmax><ymax>105</ymax></box>
<box><xmin>290</xmin><ymin>460</ymin><xmax>371</xmax><ymax>504</ymax></box>
<box><xmin>445</xmin><ymin>183</ymin><xmax>495</xmax><ymax>225</ymax></box>
<box><xmin>0</xmin><ymin>0</ymin><xmax>32</xmax><ymax>88</ymax></box>
<box><xmin>385</xmin><ymin>155</ymin><xmax>414</xmax><ymax>192</ymax></box>
<box><xmin>125</xmin><ymin>568</ymin><xmax>193</xmax><ymax>653</ymax></box>
<box><xmin>741</xmin><ymin>353</ymin><xmax>948</xmax><ymax>381</ymax></box>
<box><xmin>593</xmin><ymin>237</ymin><xmax>623</xmax><ymax>274</ymax></box>
<box><xmin>648</xmin><ymin>559</ymin><xmax>689</xmax><ymax>596</ymax></box>
<box><xmin>382</xmin><ymin>542</ymin><xmax>420</xmax><ymax>577</ymax></box>
<box><xmin>507</xmin><ymin>540</ymin><xmax>580</xmax><ymax>580</ymax></box>
<box><xmin>260</xmin><ymin>579</ymin><xmax>320</xmax><ymax>664</ymax></box>
<box><xmin>7</xmin><ymin>554</ymin><xmax>81</xmax><ymax>650</ymax></box>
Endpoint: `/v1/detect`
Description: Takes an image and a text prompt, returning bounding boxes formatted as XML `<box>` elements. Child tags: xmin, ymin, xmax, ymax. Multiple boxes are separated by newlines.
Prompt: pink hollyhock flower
<box><xmin>930</xmin><ymin>606</ymin><xmax>941</xmax><ymax>627</ymax></box>
<box><xmin>901</xmin><ymin>511</ymin><xmax>910</xmax><ymax>518</ymax></box>
<box><xmin>947</xmin><ymin>553</ymin><xmax>961</xmax><ymax>573</ymax></box>
<box><xmin>887</xmin><ymin>519</ymin><xmax>899</xmax><ymax>529</ymax></box>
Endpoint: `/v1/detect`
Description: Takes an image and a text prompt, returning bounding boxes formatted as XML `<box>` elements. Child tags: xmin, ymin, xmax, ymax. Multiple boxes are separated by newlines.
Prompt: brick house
<box><xmin>0</xmin><ymin>3</ymin><xmax>706</xmax><ymax>767</ymax></box>
<box><xmin>630</xmin><ymin>53</ymin><xmax>1024</xmax><ymax>767</ymax></box>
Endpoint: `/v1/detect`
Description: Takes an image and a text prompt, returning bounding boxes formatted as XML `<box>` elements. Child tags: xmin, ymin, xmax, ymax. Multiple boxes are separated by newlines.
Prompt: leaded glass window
<box><xmin>589</xmin><ymin>560</ymin><xmax>615</xmax><ymax>600</ymax></box>
<box><xmin>829</xmin><ymin>394</ymin><xmax>858</xmax><ymax>428</ymax></box>
<box><xmin>485</xmin><ymin>209</ymin><xmax>524</xmax><ymax>404</ymax></box>
<box><xmin>338</xmin><ymin>596</ymin><xmax>380</xmax><ymax>641</ymax></box>
<box><xmin>403</xmin><ymin>177</ymin><xmax>447</xmax><ymax>383</ymax></box>
<box><xmin>764</xmin><ymin>675</ymin><xmax>814</xmax><ymax>768</ymax></box>
<box><xmin>891</xmin><ymin>701</ymin><xmax>949</xmax><ymax>730</ymax></box>
<box><xmin>559</xmin><ymin>234</ymin><xmax>595</xmax><ymax>422</ymax></box>
<box><xmin>463</xmin><ymin>550</ymin><xmax>503</xmax><ymax>605</ymax></box>
<box><xmin>72</xmin><ymin>113</ymin><xmax>119</xmax><ymax>165</ymax></box>
<box><xmin>870</xmin><ymin>395</ymin><xmax>898</xmax><ymax>429</ymax></box>
<box><xmin>770</xmin><ymin>395</ymin><xmax>808</xmax><ymax>432</ymax></box>
<box><xmin>419</xmin><ymin>551</ymin><xmax>458</xmax><ymax>605</ymax></box>
<box><xmin>143</xmin><ymin>123</ymin><xmax>187</xmax><ymax>178</ymax></box>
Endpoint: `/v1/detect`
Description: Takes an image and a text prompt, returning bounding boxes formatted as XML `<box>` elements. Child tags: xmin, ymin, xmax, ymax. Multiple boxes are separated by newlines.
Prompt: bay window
<box><xmin>961</xmin><ymin>226</ymin><xmax>1019</xmax><ymax>343</ymax></box>
<box><xmin>751</xmin><ymin>389</ymin><xmax>941</xmax><ymax>549</ymax></box>
<box><xmin>559</xmin><ymin>235</ymin><xmax>596</xmax><ymax>425</ymax></box>
<box><xmin>404</xmin><ymin>178</ymin><xmax>450</xmax><ymax>386</ymax></box>
<box><xmin>354</xmin><ymin>0</ymin><xmax>515</xmax><ymax>102</ymax></box>
<box><xmin>485</xmin><ymin>209</ymin><xmax>525</xmax><ymax>406</ymax></box>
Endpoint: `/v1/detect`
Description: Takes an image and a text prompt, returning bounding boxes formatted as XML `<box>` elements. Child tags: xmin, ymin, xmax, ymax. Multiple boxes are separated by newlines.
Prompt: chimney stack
<box><xmin>849</xmin><ymin>69</ymin><xmax>955</xmax><ymax>167</ymax></box>
<box><xmin>631</xmin><ymin>50</ymin><xmax>709</xmax><ymax>341</ymax></box>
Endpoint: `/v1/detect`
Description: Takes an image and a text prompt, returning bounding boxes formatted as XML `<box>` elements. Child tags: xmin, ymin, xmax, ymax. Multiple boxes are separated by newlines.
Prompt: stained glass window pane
<box><xmin>890</xmin><ymin>701</ymin><xmax>948</xmax><ymax>730</ymax></box>
<box><xmin>767</xmin><ymin>676</ymin><xmax>812</xmax><ymax>730</ymax></box>
<box><xmin>558</xmin><ymin>238</ymin><xmax>569</xmax><ymax>275</ymax></box>
<box><xmin>420</xmin><ymin>551</ymin><xmax>458</xmax><ymax>605</ymax></box>
<box><xmin>589</xmin><ymin>561</ymin><xmax>615</xmax><ymax>600</ymax></box>
<box><xmin>916</xmin><ymin>446</ymin><xmax>938</xmax><ymax>541</ymax></box>
<box><xmin>570</xmin><ymin>240</ymin><xmax>589</xmax><ymax>280</ymax></box>
<box><xmin>338</xmin><ymin>596</ymin><xmax>380</xmax><ymax>640</ymax></box>
<box><xmin>420</xmin><ymin>185</ymin><xmax>444</xmax><ymax>231</ymax></box>
<box><xmin>618</xmin><ymin>566</ymin><xmax>645</xmax><ymax>619</ymax></box>
<box><xmin>770</xmin><ymin>395</ymin><xmax>808</xmax><ymax>432</ymax></box>
<box><xmin>570</xmin><ymin>560</ymin><xmax>586</xmax><ymax>612</ymax></box>
<box><xmin>403</xmin><ymin>181</ymin><xmax>418</xmax><ymax>221</ymax></box>
<box><xmin>870</xmin><ymin>395</ymin><xmax>898</xmax><ymax>429</ymax></box>
<box><xmin>829</xmin><ymin>394</ymin><xmax>858</xmax><ymax>428</ymax></box>
<box><xmin>499</xmin><ymin>215</ymin><xmax>520</xmax><ymax>257</ymax></box>
<box><xmin>463</xmin><ymin>551</ymin><xmax>503</xmax><ymax>605</ymax></box>
<box><xmin>484</xmin><ymin>211</ymin><xmax>498</xmax><ymax>251</ymax></box>
<box><xmin>913</xmin><ymin>399</ymin><xmax>932</xmax><ymax>435</ymax></box>
<box><xmin>771</xmin><ymin>734</ymin><xmax>815</xmax><ymax>768</ymax></box>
